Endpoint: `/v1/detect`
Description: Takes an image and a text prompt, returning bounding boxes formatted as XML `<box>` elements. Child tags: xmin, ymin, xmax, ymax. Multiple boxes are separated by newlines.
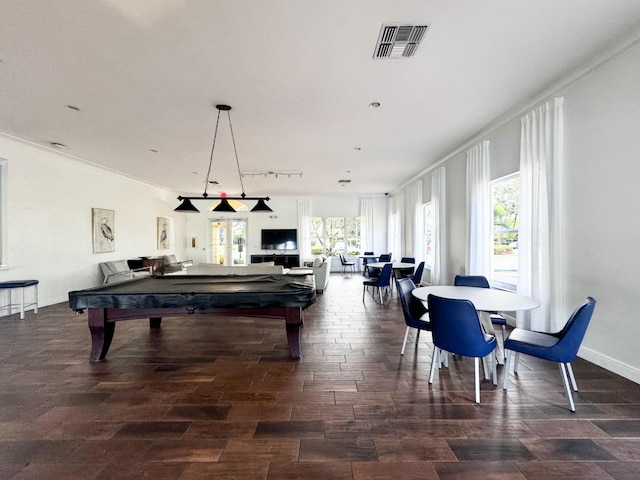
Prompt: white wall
<box><xmin>0</xmin><ymin>135</ymin><xmax>187</xmax><ymax>308</ymax></box>
<box><xmin>404</xmin><ymin>38</ymin><xmax>640</xmax><ymax>383</ymax></box>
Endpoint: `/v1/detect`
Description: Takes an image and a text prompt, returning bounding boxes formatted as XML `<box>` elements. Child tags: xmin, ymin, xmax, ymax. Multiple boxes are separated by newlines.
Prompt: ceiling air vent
<box><xmin>373</xmin><ymin>23</ymin><xmax>429</xmax><ymax>59</ymax></box>
<box><xmin>338</xmin><ymin>179</ymin><xmax>351</xmax><ymax>184</ymax></box>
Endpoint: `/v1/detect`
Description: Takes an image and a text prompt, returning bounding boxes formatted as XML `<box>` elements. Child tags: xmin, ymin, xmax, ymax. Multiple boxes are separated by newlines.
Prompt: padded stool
<box><xmin>0</xmin><ymin>280</ymin><xmax>39</xmax><ymax>320</ymax></box>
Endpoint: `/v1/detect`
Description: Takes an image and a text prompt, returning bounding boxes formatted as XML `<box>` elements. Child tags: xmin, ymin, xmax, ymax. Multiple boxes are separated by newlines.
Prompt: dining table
<box><xmin>412</xmin><ymin>285</ymin><xmax>539</xmax><ymax>364</ymax></box>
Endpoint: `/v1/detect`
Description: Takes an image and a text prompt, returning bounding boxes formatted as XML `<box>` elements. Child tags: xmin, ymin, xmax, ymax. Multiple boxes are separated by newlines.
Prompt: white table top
<box><xmin>367</xmin><ymin>262</ymin><xmax>414</xmax><ymax>269</ymax></box>
<box><xmin>412</xmin><ymin>285</ymin><xmax>539</xmax><ymax>312</ymax></box>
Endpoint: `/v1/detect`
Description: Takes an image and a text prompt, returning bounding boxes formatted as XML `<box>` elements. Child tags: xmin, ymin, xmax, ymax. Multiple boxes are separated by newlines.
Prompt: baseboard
<box><xmin>578</xmin><ymin>345</ymin><xmax>640</xmax><ymax>384</ymax></box>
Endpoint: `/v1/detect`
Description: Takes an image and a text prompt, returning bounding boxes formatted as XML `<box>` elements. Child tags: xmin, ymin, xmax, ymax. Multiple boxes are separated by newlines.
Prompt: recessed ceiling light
<box><xmin>149</xmin><ymin>149</ymin><xmax>158</xmax><ymax>153</ymax></box>
<box><xmin>64</xmin><ymin>105</ymin><xmax>80</xmax><ymax>111</ymax></box>
<box><xmin>50</xmin><ymin>142</ymin><xmax>67</xmax><ymax>149</ymax></box>
<box><xmin>353</xmin><ymin>147</ymin><xmax>361</xmax><ymax>151</ymax></box>
<box><xmin>369</xmin><ymin>102</ymin><xmax>381</xmax><ymax>108</ymax></box>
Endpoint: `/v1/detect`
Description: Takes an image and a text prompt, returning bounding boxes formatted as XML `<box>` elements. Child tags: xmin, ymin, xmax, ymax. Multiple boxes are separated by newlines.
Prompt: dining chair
<box><xmin>411</xmin><ymin>261</ymin><xmax>425</xmax><ymax>285</ymax></box>
<box><xmin>362</xmin><ymin>263</ymin><xmax>393</xmax><ymax>304</ymax></box>
<box><xmin>454</xmin><ymin>275</ymin><xmax>507</xmax><ymax>351</ymax></box>
<box><xmin>362</xmin><ymin>251</ymin><xmax>375</xmax><ymax>277</ymax></box>
<box><xmin>338</xmin><ymin>252</ymin><xmax>356</xmax><ymax>274</ymax></box>
<box><xmin>369</xmin><ymin>253</ymin><xmax>391</xmax><ymax>278</ymax></box>
<box><xmin>396</xmin><ymin>257</ymin><xmax>415</xmax><ymax>279</ymax></box>
<box><xmin>396</xmin><ymin>278</ymin><xmax>431</xmax><ymax>355</ymax></box>
<box><xmin>502</xmin><ymin>297</ymin><xmax>596</xmax><ymax>411</ymax></box>
<box><xmin>427</xmin><ymin>294</ymin><xmax>497</xmax><ymax>404</ymax></box>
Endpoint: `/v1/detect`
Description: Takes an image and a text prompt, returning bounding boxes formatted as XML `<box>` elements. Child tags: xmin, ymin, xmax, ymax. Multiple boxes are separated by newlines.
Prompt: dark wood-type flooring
<box><xmin>0</xmin><ymin>274</ymin><xmax>639</xmax><ymax>479</ymax></box>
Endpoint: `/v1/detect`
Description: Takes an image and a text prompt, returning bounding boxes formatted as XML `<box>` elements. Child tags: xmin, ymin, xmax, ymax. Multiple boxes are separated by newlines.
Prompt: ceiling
<box><xmin>2</xmin><ymin>1</ymin><xmax>640</xmax><ymax>199</ymax></box>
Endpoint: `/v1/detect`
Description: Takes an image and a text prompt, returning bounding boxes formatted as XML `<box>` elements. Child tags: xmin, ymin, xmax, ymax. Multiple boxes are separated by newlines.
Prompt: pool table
<box><xmin>68</xmin><ymin>274</ymin><xmax>316</xmax><ymax>362</ymax></box>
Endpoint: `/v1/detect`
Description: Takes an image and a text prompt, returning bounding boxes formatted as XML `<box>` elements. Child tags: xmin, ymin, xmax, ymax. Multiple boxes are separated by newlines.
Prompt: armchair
<box><xmin>162</xmin><ymin>255</ymin><xmax>193</xmax><ymax>274</ymax></box>
<box><xmin>99</xmin><ymin>260</ymin><xmax>152</xmax><ymax>284</ymax></box>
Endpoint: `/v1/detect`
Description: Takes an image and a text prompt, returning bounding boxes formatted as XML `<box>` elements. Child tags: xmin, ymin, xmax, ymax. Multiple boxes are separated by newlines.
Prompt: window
<box><xmin>490</xmin><ymin>174</ymin><xmax>519</xmax><ymax>289</ymax></box>
<box><xmin>422</xmin><ymin>202</ymin><xmax>433</xmax><ymax>267</ymax></box>
<box><xmin>310</xmin><ymin>216</ymin><xmax>361</xmax><ymax>256</ymax></box>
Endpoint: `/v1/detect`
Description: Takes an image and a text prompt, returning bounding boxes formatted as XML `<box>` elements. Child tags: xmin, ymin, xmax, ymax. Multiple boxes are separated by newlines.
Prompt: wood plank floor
<box><xmin>0</xmin><ymin>273</ymin><xmax>639</xmax><ymax>479</ymax></box>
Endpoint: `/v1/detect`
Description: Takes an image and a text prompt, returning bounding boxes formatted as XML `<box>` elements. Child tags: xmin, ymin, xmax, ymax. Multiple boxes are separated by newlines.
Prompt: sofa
<box><xmin>291</xmin><ymin>258</ymin><xmax>330</xmax><ymax>293</ymax></box>
<box><xmin>99</xmin><ymin>260</ymin><xmax>152</xmax><ymax>284</ymax></box>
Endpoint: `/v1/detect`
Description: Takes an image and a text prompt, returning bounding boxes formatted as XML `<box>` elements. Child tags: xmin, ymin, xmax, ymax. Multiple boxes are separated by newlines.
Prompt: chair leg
<box><xmin>415</xmin><ymin>330</ymin><xmax>420</xmax><ymax>344</ymax></box>
<box><xmin>482</xmin><ymin>355</ymin><xmax>491</xmax><ymax>380</ymax></box>
<box><xmin>492</xmin><ymin>351</ymin><xmax>497</xmax><ymax>386</ymax></box>
<box><xmin>429</xmin><ymin>348</ymin><xmax>440</xmax><ymax>384</ymax></box>
<box><xmin>474</xmin><ymin>357</ymin><xmax>481</xmax><ymax>404</ymax></box>
<box><xmin>401</xmin><ymin>327</ymin><xmax>410</xmax><ymax>355</ymax></box>
<box><xmin>566</xmin><ymin>362</ymin><xmax>578</xmax><ymax>391</ymax></box>
<box><xmin>501</xmin><ymin>325</ymin><xmax>506</xmax><ymax>359</ymax></box>
<box><xmin>559</xmin><ymin>363</ymin><xmax>576</xmax><ymax>412</ymax></box>
<box><xmin>503</xmin><ymin>349</ymin><xmax>512</xmax><ymax>390</ymax></box>
<box><xmin>513</xmin><ymin>352</ymin><xmax>520</xmax><ymax>373</ymax></box>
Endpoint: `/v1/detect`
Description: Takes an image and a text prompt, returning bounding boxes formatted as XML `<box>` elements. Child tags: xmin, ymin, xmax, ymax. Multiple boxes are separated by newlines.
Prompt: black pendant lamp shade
<box><xmin>250</xmin><ymin>198</ymin><xmax>273</xmax><ymax>212</ymax></box>
<box><xmin>174</xmin><ymin>104</ymin><xmax>272</xmax><ymax>214</ymax></box>
<box><xmin>174</xmin><ymin>197</ymin><xmax>200</xmax><ymax>212</ymax></box>
<box><xmin>212</xmin><ymin>198</ymin><xmax>236</xmax><ymax>212</ymax></box>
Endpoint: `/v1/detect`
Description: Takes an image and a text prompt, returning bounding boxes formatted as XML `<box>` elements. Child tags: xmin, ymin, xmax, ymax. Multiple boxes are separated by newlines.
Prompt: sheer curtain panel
<box><xmin>297</xmin><ymin>199</ymin><xmax>312</xmax><ymax>262</ymax></box>
<box><xmin>517</xmin><ymin>97</ymin><xmax>564</xmax><ymax>332</ymax></box>
<box><xmin>360</xmin><ymin>198</ymin><xmax>374</xmax><ymax>253</ymax></box>
<box><xmin>466</xmin><ymin>141</ymin><xmax>491</xmax><ymax>276</ymax></box>
<box><xmin>431</xmin><ymin>167</ymin><xmax>447</xmax><ymax>285</ymax></box>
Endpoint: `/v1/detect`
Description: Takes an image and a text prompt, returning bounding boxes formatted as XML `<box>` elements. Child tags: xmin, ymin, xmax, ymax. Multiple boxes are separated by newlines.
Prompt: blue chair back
<box><xmin>400</xmin><ymin>257</ymin><xmax>415</xmax><ymax>264</ymax></box>
<box><xmin>378</xmin><ymin>253</ymin><xmax>392</xmax><ymax>262</ymax></box>
<box><xmin>550</xmin><ymin>297</ymin><xmax>596</xmax><ymax>363</ymax></box>
<box><xmin>427</xmin><ymin>294</ymin><xmax>496</xmax><ymax>358</ymax></box>
<box><xmin>412</xmin><ymin>262</ymin><xmax>425</xmax><ymax>284</ymax></box>
<box><xmin>396</xmin><ymin>278</ymin><xmax>430</xmax><ymax>328</ymax></box>
<box><xmin>454</xmin><ymin>275</ymin><xmax>490</xmax><ymax>289</ymax></box>
<box><xmin>372</xmin><ymin>263</ymin><xmax>393</xmax><ymax>287</ymax></box>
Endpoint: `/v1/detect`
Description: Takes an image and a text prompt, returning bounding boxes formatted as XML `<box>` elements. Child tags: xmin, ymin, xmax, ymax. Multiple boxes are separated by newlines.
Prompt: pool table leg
<box><xmin>88</xmin><ymin>308</ymin><xmax>115</xmax><ymax>362</ymax></box>
<box><xmin>149</xmin><ymin>318</ymin><xmax>162</xmax><ymax>329</ymax></box>
<box><xmin>285</xmin><ymin>307</ymin><xmax>302</xmax><ymax>359</ymax></box>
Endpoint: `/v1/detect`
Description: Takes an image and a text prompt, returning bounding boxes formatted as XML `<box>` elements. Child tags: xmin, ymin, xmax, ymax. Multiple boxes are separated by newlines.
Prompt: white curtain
<box><xmin>360</xmin><ymin>198</ymin><xmax>374</xmax><ymax>253</ymax></box>
<box><xmin>431</xmin><ymin>167</ymin><xmax>447</xmax><ymax>285</ymax></box>
<box><xmin>466</xmin><ymin>141</ymin><xmax>491</xmax><ymax>276</ymax></box>
<box><xmin>297</xmin><ymin>199</ymin><xmax>312</xmax><ymax>261</ymax></box>
<box><xmin>517</xmin><ymin>97</ymin><xmax>564</xmax><ymax>332</ymax></box>
<box><xmin>386</xmin><ymin>195</ymin><xmax>400</xmax><ymax>260</ymax></box>
<box><xmin>408</xmin><ymin>180</ymin><xmax>424</xmax><ymax>263</ymax></box>
<box><xmin>395</xmin><ymin>190</ymin><xmax>404</xmax><ymax>260</ymax></box>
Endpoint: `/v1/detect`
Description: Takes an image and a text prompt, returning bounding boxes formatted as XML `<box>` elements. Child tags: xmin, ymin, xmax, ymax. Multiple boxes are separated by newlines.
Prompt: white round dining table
<box><xmin>412</xmin><ymin>285</ymin><xmax>539</xmax><ymax>312</ymax></box>
<box><xmin>366</xmin><ymin>262</ymin><xmax>414</xmax><ymax>270</ymax></box>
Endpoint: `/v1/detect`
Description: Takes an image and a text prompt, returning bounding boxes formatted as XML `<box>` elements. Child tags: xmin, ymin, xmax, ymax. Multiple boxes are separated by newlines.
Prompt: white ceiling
<box><xmin>2</xmin><ymin>1</ymin><xmax>640</xmax><ymax>199</ymax></box>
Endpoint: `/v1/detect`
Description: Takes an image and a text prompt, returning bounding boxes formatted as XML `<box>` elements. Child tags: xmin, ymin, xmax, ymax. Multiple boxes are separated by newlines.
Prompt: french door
<box><xmin>209</xmin><ymin>218</ymin><xmax>247</xmax><ymax>266</ymax></box>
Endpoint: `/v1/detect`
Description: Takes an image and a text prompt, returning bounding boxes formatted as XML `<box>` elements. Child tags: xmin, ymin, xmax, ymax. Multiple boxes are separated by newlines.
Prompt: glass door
<box><xmin>210</xmin><ymin>219</ymin><xmax>247</xmax><ymax>266</ymax></box>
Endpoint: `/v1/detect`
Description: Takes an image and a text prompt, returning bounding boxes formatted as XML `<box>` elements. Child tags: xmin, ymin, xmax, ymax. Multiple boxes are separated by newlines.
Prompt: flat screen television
<box><xmin>261</xmin><ymin>228</ymin><xmax>298</xmax><ymax>250</ymax></box>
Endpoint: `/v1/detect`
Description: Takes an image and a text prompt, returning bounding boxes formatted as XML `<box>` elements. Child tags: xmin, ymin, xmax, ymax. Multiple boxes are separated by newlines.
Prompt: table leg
<box><xmin>88</xmin><ymin>309</ymin><xmax>115</xmax><ymax>362</ymax></box>
<box><xmin>479</xmin><ymin>311</ymin><xmax>503</xmax><ymax>364</ymax></box>
<box><xmin>284</xmin><ymin>307</ymin><xmax>302</xmax><ymax>358</ymax></box>
<box><xmin>149</xmin><ymin>318</ymin><xmax>162</xmax><ymax>329</ymax></box>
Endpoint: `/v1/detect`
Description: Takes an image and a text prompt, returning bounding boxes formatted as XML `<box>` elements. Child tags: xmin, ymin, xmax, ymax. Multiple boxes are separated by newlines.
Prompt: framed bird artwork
<box><xmin>157</xmin><ymin>217</ymin><xmax>170</xmax><ymax>250</ymax></box>
<box><xmin>92</xmin><ymin>208</ymin><xmax>115</xmax><ymax>253</ymax></box>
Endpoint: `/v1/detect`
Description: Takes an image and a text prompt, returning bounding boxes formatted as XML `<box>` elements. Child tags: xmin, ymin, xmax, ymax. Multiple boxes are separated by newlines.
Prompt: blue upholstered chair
<box><xmin>454</xmin><ymin>275</ymin><xmax>507</xmax><ymax>350</ymax></box>
<box><xmin>395</xmin><ymin>257</ymin><xmax>415</xmax><ymax>279</ymax></box>
<box><xmin>362</xmin><ymin>263</ymin><xmax>393</xmax><ymax>304</ymax></box>
<box><xmin>396</xmin><ymin>278</ymin><xmax>431</xmax><ymax>355</ymax></box>
<box><xmin>368</xmin><ymin>253</ymin><xmax>391</xmax><ymax>278</ymax></box>
<box><xmin>411</xmin><ymin>261</ymin><xmax>425</xmax><ymax>285</ymax></box>
<box><xmin>338</xmin><ymin>253</ymin><xmax>356</xmax><ymax>273</ymax></box>
<box><xmin>427</xmin><ymin>294</ymin><xmax>497</xmax><ymax>404</ymax></box>
<box><xmin>502</xmin><ymin>297</ymin><xmax>596</xmax><ymax>411</ymax></box>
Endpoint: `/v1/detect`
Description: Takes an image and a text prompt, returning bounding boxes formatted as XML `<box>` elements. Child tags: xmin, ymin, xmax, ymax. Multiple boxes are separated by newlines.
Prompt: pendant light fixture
<box><xmin>174</xmin><ymin>104</ymin><xmax>272</xmax><ymax>213</ymax></box>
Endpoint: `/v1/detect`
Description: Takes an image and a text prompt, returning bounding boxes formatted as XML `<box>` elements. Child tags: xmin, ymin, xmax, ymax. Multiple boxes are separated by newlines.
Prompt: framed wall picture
<box><xmin>157</xmin><ymin>217</ymin><xmax>171</xmax><ymax>249</ymax></box>
<box><xmin>92</xmin><ymin>208</ymin><xmax>115</xmax><ymax>253</ymax></box>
